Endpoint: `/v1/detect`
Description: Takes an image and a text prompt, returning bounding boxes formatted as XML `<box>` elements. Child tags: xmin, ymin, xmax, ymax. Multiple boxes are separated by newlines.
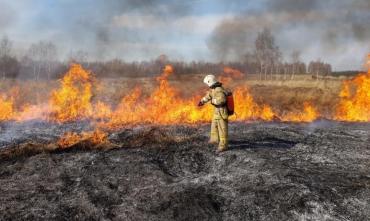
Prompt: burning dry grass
<box><xmin>249</xmin><ymin>85</ymin><xmax>337</xmax><ymax>119</ymax></box>
<box><xmin>0</xmin><ymin>126</ymin><xmax>198</xmax><ymax>161</ymax></box>
<box><xmin>0</xmin><ymin>65</ymin><xmax>359</xmax><ymax>125</ymax></box>
<box><xmin>0</xmin><ymin>133</ymin><xmax>114</xmax><ymax>161</ymax></box>
<box><xmin>50</xmin><ymin>64</ymin><xmax>94</xmax><ymax>122</ymax></box>
<box><xmin>0</xmin><ymin>94</ymin><xmax>13</xmax><ymax>121</ymax></box>
<box><xmin>0</xmin><ymin>55</ymin><xmax>370</xmax><ymax>152</ymax></box>
<box><xmin>57</xmin><ymin>129</ymin><xmax>108</xmax><ymax>148</ymax></box>
<box><xmin>335</xmin><ymin>69</ymin><xmax>370</xmax><ymax>121</ymax></box>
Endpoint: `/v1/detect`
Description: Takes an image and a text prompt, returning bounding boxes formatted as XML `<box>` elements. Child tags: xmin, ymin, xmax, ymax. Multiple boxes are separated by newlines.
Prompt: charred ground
<box><xmin>0</xmin><ymin>121</ymin><xmax>369</xmax><ymax>220</ymax></box>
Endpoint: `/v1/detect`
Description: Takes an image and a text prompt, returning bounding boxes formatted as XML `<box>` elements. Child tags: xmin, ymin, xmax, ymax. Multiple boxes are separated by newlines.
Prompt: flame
<box><xmin>94</xmin><ymin>101</ymin><xmax>112</xmax><ymax>120</ymax></box>
<box><xmin>15</xmin><ymin>104</ymin><xmax>49</xmax><ymax>122</ymax></box>
<box><xmin>104</xmin><ymin>65</ymin><xmax>212</xmax><ymax>127</ymax></box>
<box><xmin>57</xmin><ymin>129</ymin><xmax>108</xmax><ymax>148</ymax></box>
<box><xmin>230</xmin><ymin>87</ymin><xmax>275</xmax><ymax>121</ymax></box>
<box><xmin>89</xmin><ymin>129</ymin><xmax>108</xmax><ymax>144</ymax></box>
<box><xmin>50</xmin><ymin>63</ymin><xmax>93</xmax><ymax>122</ymax></box>
<box><xmin>102</xmin><ymin>64</ymin><xmax>275</xmax><ymax>126</ymax></box>
<box><xmin>0</xmin><ymin>64</ymin><xmax>319</xmax><ymax>126</ymax></box>
<box><xmin>260</xmin><ymin>105</ymin><xmax>275</xmax><ymax>121</ymax></box>
<box><xmin>3</xmin><ymin>54</ymin><xmax>370</xmax><ymax>156</ymax></box>
<box><xmin>3</xmin><ymin>58</ymin><xmax>370</xmax><ymax>127</ymax></box>
<box><xmin>223</xmin><ymin>66</ymin><xmax>245</xmax><ymax>78</ymax></box>
<box><xmin>281</xmin><ymin>102</ymin><xmax>319</xmax><ymax>122</ymax></box>
<box><xmin>219</xmin><ymin>67</ymin><xmax>245</xmax><ymax>85</ymax></box>
<box><xmin>335</xmin><ymin>57</ymin><xmax>370</xmax><ymax>121</ymax></box>
<box><xmin>57</xmin><ymin>131</ymin><xmax>82</xmax><ymax>148</ymax></box>
<box><xmin>0</xmin><ymin>94</ymin><xmax>14</xmax><ymax>121</ymax></box>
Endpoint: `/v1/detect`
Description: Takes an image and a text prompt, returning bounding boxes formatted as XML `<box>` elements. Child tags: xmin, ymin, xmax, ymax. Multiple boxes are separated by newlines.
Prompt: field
<box><xmin>0</xmin><ymin>68</ymin><xmax>370</xmax><ymax>220</ymax></box>
<box><xmin>0</xmin><ymin>72</ymin><xmax>346</xmax><ymax>120</ymax></box>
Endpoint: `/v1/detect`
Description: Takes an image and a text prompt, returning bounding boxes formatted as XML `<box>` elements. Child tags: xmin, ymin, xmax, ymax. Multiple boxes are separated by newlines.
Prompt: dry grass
<box><xmin>244</xmin><ymin>75</ymin><xmax>344</xmax><ymax>117</ymax></box>
<box><xmin>0</xmin><ymin>73</ymin><xmax>348</xmax><ymax>118</ymax></box>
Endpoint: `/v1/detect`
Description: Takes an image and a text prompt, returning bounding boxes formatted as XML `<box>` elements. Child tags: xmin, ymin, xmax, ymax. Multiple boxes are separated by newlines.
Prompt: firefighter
<box><xmin>198</xmin><ymin>74</ymin><xmax>229</xmax><ymax>152</ymax></box>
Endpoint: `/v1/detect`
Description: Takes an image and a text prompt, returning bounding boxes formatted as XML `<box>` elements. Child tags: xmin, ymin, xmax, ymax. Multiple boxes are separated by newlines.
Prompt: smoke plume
<box><xmin>207</xmin><ymin>0</ymin><xmax>370</xmax><ymax>69</ymax></box>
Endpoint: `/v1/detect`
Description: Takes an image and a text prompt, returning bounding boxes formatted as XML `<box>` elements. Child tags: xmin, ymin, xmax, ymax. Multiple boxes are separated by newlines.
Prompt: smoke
<box><xmin>2</xmin><ymin>0</ymin><xmax>370</xmax><ymax>69</ymax></box>
<box><xmin>0</xmin><ymin>2</ymin><xmax>16</xmax><ymax>30</ymax></box>
<box><xmin>54</xmin><ymin>0</ymin><xmax>193</xmax><ymax>60</ymax></box>
<box><xmin>113</xmin><ymin>0</ymin><xmax>191</xmax><ymax>17</ymax></box>
<box><xmin>207</xmin><ymin>0</ymin><xmax>370</xmax><ymax>69</ymax></box>
<box><xmin>266</xmin><ymin>0</ymin><xmax>319</xmax><ymax>12</ymax></box>
<box><xmin>1</xmin><ymin>0</ymin><xmax>194</xmax><ymax>61</ymax></box>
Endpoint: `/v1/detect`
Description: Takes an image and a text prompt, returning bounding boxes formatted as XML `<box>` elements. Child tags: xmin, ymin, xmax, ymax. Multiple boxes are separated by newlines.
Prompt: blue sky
<box><xmin>0</xmin><ymin>0</ymin><xmax>369</xmax><ymax>70</ymax></box>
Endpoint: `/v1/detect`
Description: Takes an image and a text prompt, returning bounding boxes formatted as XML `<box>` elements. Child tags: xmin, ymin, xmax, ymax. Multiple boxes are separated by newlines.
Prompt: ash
<box><xmin>0</xmin><ymin>121</ymin><xmax>369</xmax><ymax>220</ymax></box>
<box><xmin>0</xmin><ymin>120</ymin><xmax>94</xmax><ymax>148</ymax></box>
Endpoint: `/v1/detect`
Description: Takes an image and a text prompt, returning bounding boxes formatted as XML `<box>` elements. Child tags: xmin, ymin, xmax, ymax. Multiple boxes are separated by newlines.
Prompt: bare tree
<box><xmin>68</xmin><ymin>50</ymin><xmax>89</xmax><ymax>65</ymax></box>
<box><xmin>283</xmin><ymin>62</ymin><xmax>289</xmax><ymax>80</ymax></box>
<box><xmin>27</xmin><ymin>44</ymin><xmax>39</xmax><ymax>80</ymax></box>
<box><xmin>0</xmin><ymin>36</ymin><xmax>19</xmax><ymax>79</ymax></box>
<box><xmin>0</xmin><ymin>36</ymin><xmax>11</xmax><ymax>79</ymax></box>
<box><xmin>44</xmin><ymin>42</ymin><xmax>57</xmax><ymax>80</ymax></box>
<box><xmin>155</xmin><ymin>54</ymin><xmax>169</xmax><ymax>65</ymax></box>
<box><xmin>243</xmin><ymin>52</ymin><xmax>258</xmax><ymax>75</ymax></box>
<box><xmin>308</xmin><ymin>59</ymin><xmax>321</xmax><ymax>80</ymax></box>
<box><xmin>254</xmin><ymin>28</ymin><xmax>281</xmax><ymax>80</ymax></box>
<box><xmin>0</xmin><ymin>36</ymin><xmax>12</xmax><ymax>58</ymax></box>
<box><xmin>290</xmin><ymin>50</ymin><xmax>301</xmax><ymax>80</ymax></box>
<box><xmin>308</xmin><ymin>59</ymin><xmax>331</xmax><ymax>80</ymax></box>
<box><xmin>272</xmin><ymin>48</ymin><xmax>282</xmax><ymax>80</ymax></box>
<box><xmin>27</xmin><ymin>41</ymin><xmax>58</xmax><ymax>80</ymax></box>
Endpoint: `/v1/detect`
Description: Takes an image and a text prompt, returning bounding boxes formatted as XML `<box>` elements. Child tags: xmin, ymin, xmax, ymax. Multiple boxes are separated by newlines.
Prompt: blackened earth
<box><xmin>0</xmin><ymin>121</ymin><xmax>369</xmax><ymax>220</ymax></box>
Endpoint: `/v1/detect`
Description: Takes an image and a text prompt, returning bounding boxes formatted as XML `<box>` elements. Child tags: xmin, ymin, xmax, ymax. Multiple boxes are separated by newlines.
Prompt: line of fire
<box><xmin>1</xmin><ymin>58</ymin><xmax>370</xmax><ymax>148</ymax></box>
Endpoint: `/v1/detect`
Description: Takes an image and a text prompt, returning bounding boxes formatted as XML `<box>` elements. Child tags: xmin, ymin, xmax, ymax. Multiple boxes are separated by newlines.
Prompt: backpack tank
<box><xmin>225</xmin><ymin>91</ymin><xmax>234</xmax><ymax>115</ymax></box>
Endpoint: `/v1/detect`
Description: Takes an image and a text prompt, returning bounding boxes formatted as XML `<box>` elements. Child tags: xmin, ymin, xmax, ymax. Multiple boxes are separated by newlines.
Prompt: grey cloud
<box><xmin>265</xmin><ymin>0</ymin><xmax>319</xmax><ymax>12</ymax></box>
<box><xmin>109</xmin><ymin>0</ymin><xmax>192</xmax><ymax>17</ymax></box>
<box><xmin>62</xmin><ymin>0</ymin><xmax>193</xmax><ymax>59</ymax></box>
<box><xmin>0</xmin><ymin>2</ymin><xmax>16</xmax><ymax>30</ymax></box>
<box><xmin>208</xmin><ymin>0</ymin><xmax>370</xmax><ymax>67</ymax></box>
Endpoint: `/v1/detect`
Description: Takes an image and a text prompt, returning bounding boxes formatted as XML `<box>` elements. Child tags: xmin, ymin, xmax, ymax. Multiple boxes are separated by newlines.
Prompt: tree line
<box><xmin>0</xmin><ymin>30</ymin><xmax>334</xmax><ymax>80</ymax></box>
<box><xmin>250</xmin><ymin>28</ymin><xmax>332</xmax><ymax>80</ymax></box>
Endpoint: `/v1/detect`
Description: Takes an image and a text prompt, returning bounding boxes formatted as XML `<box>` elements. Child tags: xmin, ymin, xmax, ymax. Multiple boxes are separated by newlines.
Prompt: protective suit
<box><xmin>199</xmin><ymin>75</ymin><xmax>229</xmax><ymax>152</ymax></box>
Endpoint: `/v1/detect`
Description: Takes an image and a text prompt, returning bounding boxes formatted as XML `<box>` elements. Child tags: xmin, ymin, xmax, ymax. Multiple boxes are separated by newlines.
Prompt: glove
<box><xmin>212</xmin><ymin>98</ymin><xmax>217</xmax><ymax>105</ymax></box>
<box><xmin>198</xmin><ymin>101</ymin><xmax>204</xmax><ymax>107</ymax></box>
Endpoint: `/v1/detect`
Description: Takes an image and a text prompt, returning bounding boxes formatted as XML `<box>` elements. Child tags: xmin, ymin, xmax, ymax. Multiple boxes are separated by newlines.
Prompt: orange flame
<box><xmin>102</xmin><ymin>68</ymin><xmax>276</xmax><ymax>127</ymax></box>
<box><xmin>57</xmin><ymin>132</ymin><xmax>83</xmax><ymax>148</ymax></box>
<box><xmin>15</xmin><ymin>104</ymin><xmax>49</xmax><ymax>122</ymax></box>
<box><xmin>4</xmin><ymin>59</ymin><xmax>370</xmax><ymax>127</ymax></box>
<box><xmin>335</xmin><ymin>56</ymin><xmax>370</xmax><ymax>121</ymax></box>
<box><xmin>57</xmin><ymin>129</ymin><xmax>108</xmax><ymax>148</ymax></box>
<box><xmin>219</xmin><ymin>67</ymin><xmax>245</xmax><ymax>85</ymax></box>
<box><xmin>0</xmin><ymin>63</ymin><xmax>319</xmax><ymax>126</ymax></box>
<box><xmin>231</xmin><ymin>87</ymin><xmax>275</xmax><ymax>121</ymax></box>
<box><xmin>50</xmin><ymin>63</ymin><xmax>93</xmax><ymax>122</ymax></box>
<box><xmin>0</xmin><ymin>94</ymin><xmax>14</xmax><ymax>121</ymax></box>
<box><xmin>281</xmin><ymin>102</ymin><xmax>319</xmax><ymax>122</ymax></box>
<box><xmin>103</xmin><ymin>65</ymin><xmax>212</xmax><ymax>127</ymax></box>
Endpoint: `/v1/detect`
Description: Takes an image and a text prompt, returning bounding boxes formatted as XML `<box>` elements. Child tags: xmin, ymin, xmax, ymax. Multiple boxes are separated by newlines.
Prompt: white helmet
<box><xmin>203</xmin><ymin>74</ymin><xmax>217</xmax><ymax>87</ymax></box>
